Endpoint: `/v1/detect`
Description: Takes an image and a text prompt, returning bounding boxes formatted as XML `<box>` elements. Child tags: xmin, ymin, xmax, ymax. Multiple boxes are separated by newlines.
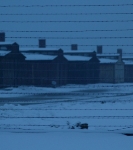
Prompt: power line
<box><xmin>0</xmin><ymin>44</ymin><xmax>129</xmax><ymax>47</ymax></box>
<box><xmin>0</xmin><ymin>4</ymin><xmax>133</xmax><ymax>7</ymax></box>
<box><xmin>5</xmin><ymin>36</ymin><xmax>133</xmax><ymax>39</ymax></box>
<box><xmin>0</xmin><ymin>20</ymin><xmax>133</xmax><ymax>23</ymax></box>
<box><xmin>1</xmin><ymin>29</ymin><xmax>133</xmax><ymax>32</ymax></box>
<box><xmin>0</xmin><ymin>116</ymin><xmax>133</xmax><ymax>119</ymax></box>
<box><xmin>0</xmin><ymin>13</ymin><xmax>133</xmax><ymax>15</ymax></box>
<box><xmin>9</xmin><ymin>44</ymin><xmax>133</xmax><ymax>47</ymax></box>
<box><xmin>0</xmin><ymin>108</ymin><xmax>133</xmax><ymax>111</ymax></box>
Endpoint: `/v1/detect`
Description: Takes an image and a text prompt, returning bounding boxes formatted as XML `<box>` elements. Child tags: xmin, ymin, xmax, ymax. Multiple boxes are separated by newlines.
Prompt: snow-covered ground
<box><xmin>0</xmin><ymin>83</ymin><xmax>133</xmax><ymax>98</ymax></box>
<box><xmin>0</xmin><ymin>132</ymin><xmax>133</xmax><ymax>150</ymax></box>
<box><xmin>0</xmin><ymin>83</ymin><xmax>133</xmax><ymax>131</ymax></box>
<box><xmin>0</xmin><ymin>83</ymin><xmax>133</xmax><ymax>149</ymax></box>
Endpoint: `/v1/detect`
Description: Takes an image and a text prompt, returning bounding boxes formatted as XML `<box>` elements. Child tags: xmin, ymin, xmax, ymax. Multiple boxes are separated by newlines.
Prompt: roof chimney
<box><xmin>97</xmin><ymin>45</ymin><xmax>102</xmax><ymax>54</ymax></box>
<box><xmin>11</xmin><ymin>42</ymin><xmax>19</xmax><ymax>53</ymax></box>
<box><xmin>71</xmin><ymin>44</ymin><xmax>78</xmax><ymax>50</ymax></box>
<box><xmin>58</xmin><ymin>49</ymin><xmax>63</xmax><ymax>55</ymax></box>
<box><xmin>39</xmin><ymin>39</ymin><xmax>46</xmax><ymax>48</ymax></box>
<box><xmin>0</xmin><ymin>32</ymin><xmax>5</xmax><ymax>42</ymax></box>
<box><xmin>117</xmin><ymin>49</ymin><xmax>122</xmax><ymax>57</ymax></box>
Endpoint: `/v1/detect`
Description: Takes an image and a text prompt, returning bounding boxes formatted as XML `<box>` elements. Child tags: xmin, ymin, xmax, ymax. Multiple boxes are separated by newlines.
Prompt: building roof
<box><xmin>122</xmin><ymin>55</ymin><xmax>133</xmax><ymax>59</ymax></box>
<box><xmin>64</xmin><ymin>55</ymin><xmax>91</xmax><ymax>61</ymax></box>
<box><xmin>0</xmin><ymin>50</ymin><xmax>10</xmax><ymax>56</ymax></box>
<box><xmin>97</xmin><ymin>53</ymin><xmax>119</xmax><ymax>57</ymax></box>
<box><xmin>123</xmin><ymin>60</ymin><xmax>133</xmax><ymax>65</ymax></box>
<box><xmin>20</xmin><ymin>47</ymin><xmax>59</xmax><ymax>51</ymax></box>
<box><xmin>99</xmin><ymin>58</ymin><xmax>118</xmax><ymax>64</ymax></box>
<box><xmin>0</xmin><ymin>42</ymin><xmax>14</xmax><ymax>45</ymax></box>
<box><xmin>64</xmin><ymin>49</ymin><xmax>93</xmax><ymax>53</ymax></box>
<box><xmin>22</xmin><ymin>53</ymin><xmax>57</xmax><ymax>60</ymax></box>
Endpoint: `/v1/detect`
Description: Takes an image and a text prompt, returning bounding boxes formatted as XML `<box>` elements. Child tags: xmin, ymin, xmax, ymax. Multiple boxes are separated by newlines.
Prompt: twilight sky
<box><xmin>0</xmin><ymin>0</ymin><xmax>133</xmax><ymax>53</ymax></box>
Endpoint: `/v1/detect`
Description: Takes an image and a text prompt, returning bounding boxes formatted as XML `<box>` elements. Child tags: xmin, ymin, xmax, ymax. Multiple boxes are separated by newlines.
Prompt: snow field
<box><xmin>0</xmin><ymin>83</ymin><xmax>133</xmax><ymax>150</ymax></box>
<box><xmin>0</xmin><ymin>83</ymin><xmax>133</xmax><ymax>132</ymax></box>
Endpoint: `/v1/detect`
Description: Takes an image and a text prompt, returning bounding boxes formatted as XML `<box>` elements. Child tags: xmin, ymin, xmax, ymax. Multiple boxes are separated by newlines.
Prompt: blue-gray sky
<box><xmin>0</xmin><ymin>0</ymin><xmax>133</xmax><ymax>53</ymax></box>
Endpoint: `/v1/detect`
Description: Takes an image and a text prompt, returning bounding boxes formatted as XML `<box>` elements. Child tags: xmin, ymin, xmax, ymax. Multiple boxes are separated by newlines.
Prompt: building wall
<box><xmin>88</xmin><ymin>63</ymin><xmax>100</xmax><ymax>83</ymax></box>
<box><xmin>2</xmin><ymin>59</ymin><xmax>25</xmax><ymax>87</ymax></box>
<box><xmin>50</xmin><ymin>62</ymin><xmax>68</xmax><ymax>86</ymax></box>
<box><xmin>99</xmin><ymin>64</ymin><xmax>115</xmax><ymax>83</ymax></box>
<box><xmin>124</xmin><ymin>65</ymin><xmax>133</xmax><ymax>82</ymax></box>
<box><xmin>0</xmin><ymin>57</ymin><xmax>3</xmax><ymax>87</ymax></box>
<box><xmin>68</xmin><ymin>61</ymin><xmax>87</xmax><ymax>84</ymax></box>
<box><xmin>21</xmin><ymin>60</ymin><xmax>54</xmax><ymax>87</ymax></box>
<box><xmin>115</xmin><ymin>62</ymin><xmax>124</xmax><ymax>83</ymax></box>
<box><xmin>67</xmin><ymin>60</ymin><xmax>100</xmax><ymax>84</ymax></box>
<box><xmin>1</xmin><ymin>57</ymin><xmax>100</xmax><ymax>87</ymax></box>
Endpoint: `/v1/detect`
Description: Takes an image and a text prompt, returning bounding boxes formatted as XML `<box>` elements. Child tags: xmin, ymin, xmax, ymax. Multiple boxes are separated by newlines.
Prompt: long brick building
<box><xmin>0</xmin><ymin>32</ymin><xmax>100</xmax><ymax>87</ymax></box>
<box><xmin>1</xmin><ymin>32</ymin><xmax>132</xmax><ymax>87</ymax></box>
